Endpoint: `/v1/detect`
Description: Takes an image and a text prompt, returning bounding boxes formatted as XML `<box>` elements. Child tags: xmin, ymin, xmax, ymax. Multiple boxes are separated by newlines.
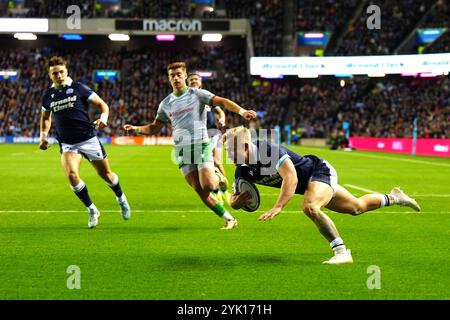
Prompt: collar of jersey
<box><xmin>171</xmin><ymin>86</ymin><xmax>188</xmax><ymax>98</ymax></box>
<box><xmin>51</xmin><ymin>77</ymin><xmax>73</xmax><ymax>89</ymax></box>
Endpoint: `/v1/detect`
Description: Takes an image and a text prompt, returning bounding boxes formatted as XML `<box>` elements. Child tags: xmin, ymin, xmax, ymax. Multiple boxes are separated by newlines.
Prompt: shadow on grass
<box><xmin>161</xmin><ymin>253</ymin><xmax>318</xmax><ymax>271</ymax></box>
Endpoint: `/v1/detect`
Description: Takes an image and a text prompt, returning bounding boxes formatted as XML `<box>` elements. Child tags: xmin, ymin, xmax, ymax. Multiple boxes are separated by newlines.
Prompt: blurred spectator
<box><xmin>333</xmin><ymin>0</ymin><xmax>432</xmax><ymax>55</ymax></box>
<box><xmin>1</xmin><ymin>44</ymin><xmax>448</xmax><ymax>140</ymax></box>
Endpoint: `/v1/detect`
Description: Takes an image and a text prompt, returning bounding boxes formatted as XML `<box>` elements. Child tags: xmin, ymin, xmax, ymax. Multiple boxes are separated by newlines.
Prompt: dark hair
<box><xmin>167</xmin><ymin>62</ymin><xmax>186</xmax><ymax>73</ymax></box>
<box><xmin>48</xmin><ymin>56</ymin><xmax>67</xmax><ymax>68</ymax></box>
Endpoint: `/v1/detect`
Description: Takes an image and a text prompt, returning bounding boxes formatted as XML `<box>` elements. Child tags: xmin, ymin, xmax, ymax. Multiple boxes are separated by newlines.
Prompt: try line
<box><xmin>344</xmin><ymin>184</ymin><xmax>450</xmax><ymax>197</ymax></box>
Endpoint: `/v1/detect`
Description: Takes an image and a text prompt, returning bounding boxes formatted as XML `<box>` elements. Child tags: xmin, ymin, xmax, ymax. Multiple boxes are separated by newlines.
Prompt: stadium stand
<box><xmin>333</xmin><ymin>0</ymin><xmax>434</xmax><ymax>55</ymax></box>
<box><xmin>295</xmin><ymin>0</ymin><xmax>359</xmax><ymax>33</ymax></box>
<box><xmin>0</xmin><ymin>1</ymin><xmax>448</xmax><ymax>141</ymax></box>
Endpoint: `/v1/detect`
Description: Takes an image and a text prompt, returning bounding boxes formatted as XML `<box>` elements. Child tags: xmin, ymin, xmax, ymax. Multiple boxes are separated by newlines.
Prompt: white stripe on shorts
<box><xmin>323</xmin><ymin>160</ymin><xmax>338</xmax><ymax>196</ymax></box>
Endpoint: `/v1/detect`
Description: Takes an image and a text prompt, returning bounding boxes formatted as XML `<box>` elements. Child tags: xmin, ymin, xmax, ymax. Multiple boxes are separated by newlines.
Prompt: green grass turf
<box><xmin>0</xmin><ymin>144</ymin><xmax>449</xmax><ymax>300</ymax></box>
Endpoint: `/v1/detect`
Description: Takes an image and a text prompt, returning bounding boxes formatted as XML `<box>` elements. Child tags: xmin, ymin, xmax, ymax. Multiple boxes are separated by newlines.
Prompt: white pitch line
<box><xmin>0</xmin><ymin>210</ymin><xmax>145</xmax><ymax>213</ymax></box>
<box><xmin>344</xmin><ymin>184</ymin><xmax>379</xmax><ymax>194</ymax></box>
<box><xmin>344</xmin><ymin>152</ymin><xmax>450</xmax><ymax>168</ymax></box>
<box><xmin>1</xmin><ymin>209</ymin><xmax>447</xmax><ymax>214</ymax></box>
<box><xmin>411</xmin><ymin>194</ymin><xmax>450</xmax><ymax>197</ymax></box>
<box><xmin>259</xmin><ymin>191</ymin><xmax>449</xmax><ymax>198</ymax></box>
<box><xmin>344</xmin><ymin>184</ymin><xmax>450</xmax><ymax>198</ymax></box>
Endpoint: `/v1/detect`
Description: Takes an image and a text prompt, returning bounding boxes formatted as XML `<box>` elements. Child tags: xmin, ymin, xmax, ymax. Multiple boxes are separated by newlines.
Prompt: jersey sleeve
<box><xmin>196</xmin><ymin>88</ymin><xmax>215</xmax><ymax>106</ymax></box>
<box><xmin>275</xmin><ymin>145</ymin><xmax>291</xmax><ymax>171</ymax></box>
<box><xmin>155</xmin><ymin>101</ymin><xmax>169</xmax><ymax>123</ymax></box>
<box><xmin>78</xmin><ymin>83</ymin><xmax>96</xmax><ymax>102</ymax></box>
<box><xmin>258</xmin><ymin>140</ymin><xmax>291</xmax><ymax>171</ymax></box>
<box><xmin>41</xmin><ymin>92</ymin><xmax>52</xmax><ymax>112</ymax></box>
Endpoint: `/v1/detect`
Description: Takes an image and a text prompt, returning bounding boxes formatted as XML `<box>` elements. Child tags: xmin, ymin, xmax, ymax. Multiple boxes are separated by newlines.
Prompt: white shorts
<box><xmin>180</xmin><ymin>162</ymin><xmax>215</xmax><ymax>177</ymax></box>
<box><xmin>209</xmin><ymin>132</ymin><xmax>222</xmax><ymax>150</ymax></box>
<box><xmin>60</xmin><ymin>136</ymin><xmax>107</xmax><ymax>161</ymax></box>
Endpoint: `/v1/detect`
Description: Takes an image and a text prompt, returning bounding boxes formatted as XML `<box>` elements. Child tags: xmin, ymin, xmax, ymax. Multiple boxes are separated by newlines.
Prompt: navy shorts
<box><xmin>309</xmin><ymin>157</ymin><xmax>338</xmax><ymax>196</ymax></box>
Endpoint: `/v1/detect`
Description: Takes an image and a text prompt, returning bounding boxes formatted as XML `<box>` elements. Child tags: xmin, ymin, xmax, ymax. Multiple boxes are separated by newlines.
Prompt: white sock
<box><xmin>70</xmin><ymin>180</ymin><xmax>85</xmax><ymax>193</ymax></box>
<box><xmin>87</xmin><ymin>203</ymin><xmax>98</xmax><ymax>212</ymax></box>
<box><xmin>378</xmin><ymin>194</ymin><xmax>398</xmax><ymax>207</ymax></box>
<box><xmin>390</xmin><ymin>195</ymin><xmax>399</xmax><ymax>204</ymax></box>
<box><xmin>106</xmin><ymin>173</ymin><xmax>119</xmax><ymax>187</ymax></box>
<box><xmin>223</xmin><ymin>211</ymin><xmax>234</xmax><ymax>221</ymax></box>
<box><xmin>117</xmin><ymin>193</ymin><xmax>126</xmax><ymax>202</ymax></box>
<box><xmin>330</xmin><ymin>237</ymin><xmax>347</xmax><ymax>254</ymax></box>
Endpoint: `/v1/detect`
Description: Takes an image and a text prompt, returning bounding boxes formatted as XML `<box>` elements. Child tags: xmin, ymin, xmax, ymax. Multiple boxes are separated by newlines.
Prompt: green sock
<box><xmin>212</xmin><ymin>203</ymin><xmax>226</xmax><ymax>218</ymax></box>
<box><xmin>212</xmin><ymin>203</ymin><xmax>234</xmax><ymax>220</ymax></box>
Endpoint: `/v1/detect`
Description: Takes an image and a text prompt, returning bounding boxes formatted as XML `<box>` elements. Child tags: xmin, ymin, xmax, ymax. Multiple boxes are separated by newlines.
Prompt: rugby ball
<box><xmin>235</xmin><ymin>178</ymin><xmax>260</xmax><ymax>212</ymax></box>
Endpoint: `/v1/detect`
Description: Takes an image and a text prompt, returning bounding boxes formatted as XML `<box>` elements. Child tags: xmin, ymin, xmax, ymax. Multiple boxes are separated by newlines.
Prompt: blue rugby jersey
<box><xmin>206</xmin><ymin>106</ymin><xmax>220</xmax><ymax>130</ymax></box>
<box><xmin>41</xmin><ymin>78</ymin><xmax>97</xmax><ymax>144</ymax></box>
<box><xmin>234</xmin><ymin>140</ymin><xmax>324</xmax><ymax>195</ymax></box>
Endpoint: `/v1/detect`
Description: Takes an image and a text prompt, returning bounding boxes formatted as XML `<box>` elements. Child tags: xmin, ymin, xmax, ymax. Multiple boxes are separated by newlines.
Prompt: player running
<box><xmin>39</xmin><ymin>56</ymin><xmax>131</xmax><ymax>228</ymax></box>
<box><xmin>187</xmin><ymin>71</ymin><xmax>230</xmax><ymax>205</ymax></box>
<box><xmin>223</xmin><ymin>127</ymin><xmax>421</xmax><ymax>264</ymax></box>
<box><xmin>124</xmin><ymin>62</ymin><xmax>256</xmax><ymax>230</ymax></box>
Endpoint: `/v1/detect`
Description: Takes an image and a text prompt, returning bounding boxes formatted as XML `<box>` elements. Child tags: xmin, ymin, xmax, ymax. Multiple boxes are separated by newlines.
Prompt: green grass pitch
<box><xmin>0</xmin><ymin>144</ymin><xmax>449</xmax><ymax>300</ymax></box>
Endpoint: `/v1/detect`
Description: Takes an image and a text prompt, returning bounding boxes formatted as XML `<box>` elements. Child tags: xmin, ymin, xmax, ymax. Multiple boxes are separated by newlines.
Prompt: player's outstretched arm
<box><xmin>258</xmin><ymin>158</ymin><xmax>298</xmax><ymax>221</ymax></box>
<box><xmin>123</xmin><ymin>119</ymin><xmax>165</xmax><ymax>135</ymax></box>
<box><xmin>39</xmin><ymin>111</ymin><xmax>52</xmax><ymax>150</ymax></box>
<box><xmin>210</xmin><ymin>96</ymin><xmax>256</xmax><ymax>121</ymax></box>
<box><xmin>90</xmin><ymin>94</ymin><xmax>109</xmax><ymax>129</ymax></box>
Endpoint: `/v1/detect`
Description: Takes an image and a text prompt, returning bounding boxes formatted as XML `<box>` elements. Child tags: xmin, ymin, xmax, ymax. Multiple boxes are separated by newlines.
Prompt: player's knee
<box><xmin>67</xmin><ymin>171</ymin><xmax>80</xmax><ymax>184</ymax></box>
<box><xmin>302</xmin><ymin>204</ymin><xmax>321</xmax><ymax>218</ymax></box>
<box><xmin>101</xmin><ymin>170</ymin><xmax>114</xmax><ymax>182</ymax></box>
<box><xmin>201</xmin><ymin>180</ymin><xmax>217</xmax><ymax>193</ymax></box>
<box><xmin>350</xmin><ymin>202</ymin><xmax>365</xmax><ymax>216</ymax></box>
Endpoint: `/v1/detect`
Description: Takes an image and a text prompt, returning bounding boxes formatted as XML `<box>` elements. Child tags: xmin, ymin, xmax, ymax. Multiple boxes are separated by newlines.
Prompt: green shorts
<box><xmin>173</xmin><ymin>142</ymin><xmax>213</xmax><ymax>169</ymax></box>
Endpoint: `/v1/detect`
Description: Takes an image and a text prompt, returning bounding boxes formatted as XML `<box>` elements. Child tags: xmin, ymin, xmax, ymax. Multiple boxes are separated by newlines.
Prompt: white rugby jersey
<box><xmin>156</xmin><ymin>87</ymin><xmax>214</xmax><ymax>146</ymax></box>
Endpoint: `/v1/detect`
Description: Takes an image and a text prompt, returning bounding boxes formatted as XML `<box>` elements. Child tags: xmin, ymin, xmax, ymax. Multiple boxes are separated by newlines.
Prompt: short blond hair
<box><xmin>167</xmin><ymin>62</ymin><xmax>186</xmax><ymax>74</ymax></box>
<box><xmin>222</xmin><ymin>126</ymin><xmax>251</xmax><ymax>147</ymax></box>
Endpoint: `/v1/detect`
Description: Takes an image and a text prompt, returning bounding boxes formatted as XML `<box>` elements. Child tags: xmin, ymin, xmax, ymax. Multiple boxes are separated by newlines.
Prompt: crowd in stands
<box><xmin>19</xmin><ymin>0</ymin><xmax>95</xmax><ymax>18</ymax></box>
<box><xmin>5</xmin><ymin>0</ymin><xmax>449</xmax><ymax>57</ymax></box>
<box><xmin>422</xmin><ymin>0</ymin><xmax>450</xmax><ymax>54</ymax></box>
<box><xmin>1</xmin><ymin>1</ymin><xmax>448</xmax><ymax>140</ymax></box>
<box><xmin>420</xmin><ymin>0</ymin><xmax>450</xmax><ymax>28</ymax></box>
<box><xmin>289</xmin><ymin>76</ymin><xmax>449</xmax><ymax>139</ymax></box>
<box><xmin>0</xmin><ymin>43</ymin><xmax>286</xmax><ymax>138</ymax></box>
<box><xmin>295</xmin><ymin>0</ymin><xmax>359</xmax><ymax>33</ymax></box>
<box><xmin>1</xmin><ymin>45</ymin><xmax>448</xmax><ymax>140</ymax></box>
<box><xmin>3</xmin><ymin>0</ymin><xmax>283</xmax><ymax>56</ymax></box>
<box><xmin>217</xmin><ymin>0</ymin><xmax>283</xmax><ymax>56</ymax></box>
<box><xmin>333</xmin><ymin>0</ymin><xmax>432</xmax><ymax>55</ymax></box>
